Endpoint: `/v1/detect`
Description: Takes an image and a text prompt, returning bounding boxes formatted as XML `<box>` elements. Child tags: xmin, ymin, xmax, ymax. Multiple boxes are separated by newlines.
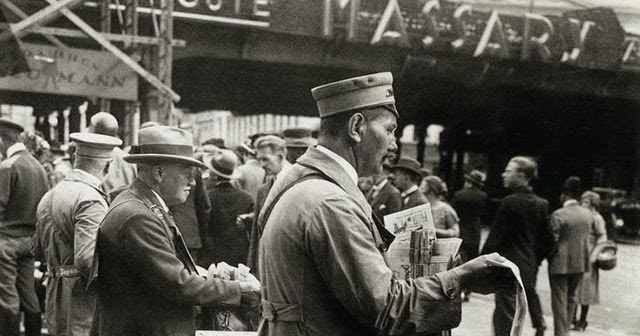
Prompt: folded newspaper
<box><xmin>383</xmin><ymin>203</ymin><xmax>528</xmax><ymax>336</ymax></box>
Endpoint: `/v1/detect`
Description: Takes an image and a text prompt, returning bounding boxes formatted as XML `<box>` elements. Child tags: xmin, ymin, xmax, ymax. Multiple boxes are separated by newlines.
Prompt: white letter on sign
<box><xmin>206</xmin><ymin>0</ymin><xmax>221</xmax><ymax>11</ymax></box>
<box><xmin>371</xmin><ymin>0</ymin><xmax>410</xmax><ymax>48</ymax></box>
<box><xmin>521</xmin><ymin>13</ymin><xmax>553</xmax><ymax>61</ymax></box>
<box><xmin>179</xmin><ymin>0</ymin><xmax>198</xmax><ymax>8</ymax></box>
<box><xmin>474</xmin><ymin>10</ymin><xmax>509</xmax><ymax>58</ymax></box>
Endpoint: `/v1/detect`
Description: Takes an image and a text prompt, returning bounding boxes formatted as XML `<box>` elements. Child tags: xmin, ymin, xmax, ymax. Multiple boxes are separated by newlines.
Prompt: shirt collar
<box><xmin>7</xmin><ymin>142</ymin><xmax>26</xmax><ymax>158</ymax></box>
<box><xmin>373</xmin><ymin>178</ymin><xmax>388</xmax><ymax>191</ymax></box>
<box><xmin>151</xmin><ymin>189</ymin><xmax>169</xmax><ymax>212</ymax></box>
<box><xmin>401</xmin><ymin>184</ymin><xmax>419</xmax><ymax>198</ymax></box>
<box><xmin>563</xmin><ymin>199</ymin><xmax>578</xmax><ymax>207</ymax></box>
<box><xmin>316</xmin><ymin>145</ymin><xmax>358</xmax><ymax>185</ymax></box>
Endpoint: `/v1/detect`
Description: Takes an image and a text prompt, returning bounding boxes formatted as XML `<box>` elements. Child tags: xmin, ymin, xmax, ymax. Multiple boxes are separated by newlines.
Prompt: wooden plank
<box><xmin>0</xmin><ymin>0</ymin><xmax>67</xmax><ymax>48</ymax></box>
<box><xmin>44</xmin><ymin>0</ymin><xmax>180</xmax><ymax>102</ymax></box>
<box><xmin>0</xmin><ymin>24</ymin><xmax>186</xmax><ymax>47</ymax></box>
<box><xmin>0</xmin><ymin>0</ymin><xmax>84</xmax><ymax>41</ymax></box>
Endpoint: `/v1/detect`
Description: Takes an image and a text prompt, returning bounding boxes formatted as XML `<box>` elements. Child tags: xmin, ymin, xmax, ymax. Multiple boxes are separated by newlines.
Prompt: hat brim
<box><xmin>203</xmin><ymin>153</ymin><xmax>240</xmax><ymax>180</ymax></box>
<box><xmin>124</xmin><ymin>154</ymin><xmax>207</xmax><ymax>169</ymax></box>
<box><xmin>391</xmin><ymin>165</ymin><xmax>422</xmax><ymax>178</ymax></box>
<box><xmin>464</xmin><ymin>175</ymin><xmax>485</xmax><ymax>188</ymax></box>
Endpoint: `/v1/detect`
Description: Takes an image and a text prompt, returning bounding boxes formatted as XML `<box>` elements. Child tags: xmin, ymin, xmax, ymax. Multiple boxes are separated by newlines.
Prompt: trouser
<box><xmin>549</xmin><ymin>273</ymin><xmax>582</xmax><ymax>336</ymax></box>
<box><xmin>0</xmin><ymin>235</ymin><xmax>42</xmax><ymax>336</ymax></box>
<box><xmin>493</xmin><ymin>286</ymin><xmax>545</xmax><ymax>335</ymax></box>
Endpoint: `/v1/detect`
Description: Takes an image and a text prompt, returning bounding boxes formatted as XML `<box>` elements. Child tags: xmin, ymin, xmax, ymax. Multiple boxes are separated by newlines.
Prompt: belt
<box><xmin>48</xmin><ymin>265</ymin><xmax>81</xmax><ymax>278</ymax></box>
<box><xmin>261</xmin><ymin>299</ymin><xmax>303</xmax><ymax>322</ymax></box>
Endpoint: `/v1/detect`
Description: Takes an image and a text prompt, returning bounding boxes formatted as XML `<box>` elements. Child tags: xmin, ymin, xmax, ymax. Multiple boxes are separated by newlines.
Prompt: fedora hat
<box><xmin>204</xmin><ymin>148</ymin><xmax>240</xmax><ymax>179</ymax></box>
<box><xmin>0</xmin><ymin>118</ymin><xmax>25</xmax><ymax>133</ymax></box>
<box><xmin>70</xmin><ymin>132</ymin><xmax>122</xmax><ymax>159</ymax></box>
<box><xmin>311</xmin><ymin>72</ymin><xmax>399</xmax><ymax>118</ymax></box>
<box><xmin>124</xmin><ymin>126</ymin><xmax>206</xmax><ymax>169</ymax></box>
<box><xmin>464</xmin><ymin>170</ymin><xmax>486</xmax><ymax>188</ymax></box>
<box><xmin>283</xmin><ymin>128</ymin><xmax>317</xmax><ymax>148</ymax></box>
<box><xmin>391</xmin><ymin>157</ymin><xmax>422</xmax><ymax>177</ymax></box>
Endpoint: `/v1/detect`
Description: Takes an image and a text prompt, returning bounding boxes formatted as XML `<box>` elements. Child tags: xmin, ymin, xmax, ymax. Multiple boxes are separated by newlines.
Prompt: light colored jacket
<box><xmin>548</xmin><ymin>201</ymin><xmax>593</xmax><ymax>274</ymax></box>
<box><xmin>258</xmin><ymin>147</ymin><xmax>461</xmax><ymax>336</ymax></box>
<box><xmin>35</xmin><ymin>169</ymin><xmax>109</xmax><ymax>336</ymax></box>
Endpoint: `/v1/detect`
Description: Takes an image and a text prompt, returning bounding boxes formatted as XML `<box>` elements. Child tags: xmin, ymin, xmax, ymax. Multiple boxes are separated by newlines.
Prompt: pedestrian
<box><xmin>482</xmin><ymin>156</ymin><xmax>555</xmax><ymax>336</ymax></box>
<box><xmin>573</xmin><ymin>190</ymin><xmax>608</xmax><ymax>331</ymax></box>
<box><xmin>202</xmin><ymin>148</ymin><xmax>254</xmax><ymax>267</ymax></box>
<box><xmin>391</xmin><ymin>157</ymin><xmax>428</xmax><ymax>210</ymax></box>
<box><xmin>0</xmin><ymin>118</ymin><xmax>48</xmax><ymax>336</ymax></box>
<box><xmin>282</xmin><ymin>127</ymin><xmax>316</xmax><ymax>163</ymax></box>
<box><xmin>548</xmin><ymin>177</ymin><xmax>594</xmax><ymax>336</ymax></box>
<box><xmin>367</xmin><ymin>159</ymin><xmax>402</xmax><ymax>222</ymax></box>
<box><xmin>34</xmin><ymin>132</ymin><xmax>122</xmax><ymax>336</ymax></box>
<box><xmin>233</xmin><ymin>141</ymin><xmax>265</xmax><ymax>199</ymax></box>
<box><xmin>451</xmin><ymin>170</ymin><xmax>488</xmax><ymax>300</ymax></box>
<box><xmin>91</xmin><ymin>126</ymin><xmax>260</xmax><ymax>335</ymax></box>
<box><xmin>246</xmin><ymin>135</ymin><xmax>291</xmax><ymax>276</ymax></box>
<box><xmin>257</xmin><ymin>72</ymin><xmax>513</xmax><ymax>335</ymax></box>
<box><xmin>420</xmin><ymin>175</ymin><xmax>460</xmax><ymax>238</ymax></box>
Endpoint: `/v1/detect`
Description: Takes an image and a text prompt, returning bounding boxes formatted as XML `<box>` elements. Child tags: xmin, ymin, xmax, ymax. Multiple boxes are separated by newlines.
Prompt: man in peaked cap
<box><xmin>256</xmin><ymin>72</ymin><xmax>512</xmax><ymax>336</ymax></box>
<box><xmin>282</xmin><ymin>127</ymin><xmax>317</xmax><ymax>163</ymax></box>
<box><xmin>390</xmin><ymin>157</ymin><xmax>428</xmax><ymax>210</ymax></box>
<box><xmin>91</xmin><ymin>126</ymin><xmax>260</xmax><ymax>336</ymax></box>
<box><xmin>0</xmin><ymin>118</ymin><xmax>48</xmax><ymax>336</ymax></box>
<box><xmin>34</xmin><ymin>132</ymin><xmax>122</xmax><ymax>336</ymax></box>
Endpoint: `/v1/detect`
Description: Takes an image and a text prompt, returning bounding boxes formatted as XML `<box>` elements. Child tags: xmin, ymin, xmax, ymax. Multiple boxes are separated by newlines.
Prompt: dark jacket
<box><xmin>401</xmin><ymin>187</ymin><xmax>428</xmax><ymax>211</ymax></box>
<box><xmin>482</xmin><ymin>186</ymin><xmax>554</xmax><ymax>287</ymax></box>
<box><xmin>368</xmin><ymin>179</ymin><xmax>402</xmax><ymax>223</ymax></box>
<box><xmin>451</xmin><ymin>186</ymin><xmax>488</xmax><ymax>247</ymax></box>
<box><xmin>246</xmin><ymin>176</ymin><xmax>276</xmax><ymax>275</ymax></box>
<box><xmin>0</xmin><ymin>148</ymin><xmax>48</xmax><ymax>237</ymax></box>
<box><xmin>170</xmin><ymin>174</ymin><xmax>211</xmax><ymax>251</ymax></box>
<box><xmin>204</xmin><ymin>180</ymin><xmax>254</xmax><ymax>267</ymax></box>
<box><xmin>92</xmin><ymin>179</ymin><xmax>242</xmax><ymax>336</ymax></box>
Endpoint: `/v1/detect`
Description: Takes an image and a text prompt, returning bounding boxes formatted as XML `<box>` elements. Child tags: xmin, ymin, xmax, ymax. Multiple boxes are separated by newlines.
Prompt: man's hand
<box><xmin>214</xmin><ymin>261</ymin><xmax>237</xmax><ymax>280</ymax></box>
<box><xmin>450</xmin><ymin>253</ymin><xmax>515</xmax><ymax>294</ymax></box>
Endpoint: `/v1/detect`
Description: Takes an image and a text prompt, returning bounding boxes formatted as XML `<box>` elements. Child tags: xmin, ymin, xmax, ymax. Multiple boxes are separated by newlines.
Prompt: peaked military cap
<box><xmin>0</xmin><ymin>118</ymin><xmax>25</xmax><ymax>133</ymax></box>
<box><xmin>70</xmin><ymin>132</ymin><xmax>122</xmax><ymax>159</ymax></box>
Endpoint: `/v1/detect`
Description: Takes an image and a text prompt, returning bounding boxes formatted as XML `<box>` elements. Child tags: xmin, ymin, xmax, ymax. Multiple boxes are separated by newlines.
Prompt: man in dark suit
<box><xmin>0</xmin><ymin>119</ymin><xmax>48</xmax><ymax>336</ymax></box>
<box><xmin>92</xmin><ymin>126</ymin><xmax>259</xmax><ymax>336</ymax></box>
<box><xmin>482</xmin><ymin>156</ymin><xmax>555</xmax><ymax>336</ymax></box>
<box><xmin>390</xmin><ymin>157</ymin><xmax>427</xmax><ymax>210</ymax></box>
<box><xmin>368</xmin><ymin>162</ymin><xmax>402</xmax><ymax>222</ymax></box>
<box><xmin>548</xmin><ymin>177</ymin><xmax>593</xmax><ymax>336</ymax></box>
<box><xmin>202</xmin><ymin>148</ymin><xmax>254</xmax><ymax>267</ymax></box>
<box><xmin>451</xmin><ymin>170</ymin><xmax>488</xmax><ymax>300</ymax></box>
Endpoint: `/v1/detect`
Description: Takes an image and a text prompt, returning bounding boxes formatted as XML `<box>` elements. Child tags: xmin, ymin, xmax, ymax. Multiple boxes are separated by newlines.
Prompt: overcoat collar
<box><xmin>66</xmin><ymin>169</ymin><xmax>108</xmax><ymax>200</ymax></box>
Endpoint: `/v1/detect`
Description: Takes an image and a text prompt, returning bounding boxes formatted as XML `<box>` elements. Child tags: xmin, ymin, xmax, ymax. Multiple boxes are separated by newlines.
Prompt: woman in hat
<box><xmin>573</xmin><ymin>191</ymin><xmax>608</xmax><ymax>331</ymax></box>
<box><xmin>419</xmin><ymin>176</ymin><xmax>460</xmax><ymax>238</ymax></box>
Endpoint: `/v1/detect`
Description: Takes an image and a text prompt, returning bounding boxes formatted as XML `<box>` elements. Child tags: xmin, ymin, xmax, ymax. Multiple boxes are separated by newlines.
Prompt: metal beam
<box><xmin>0</xmin><ymin>0</ymin><xmax>67</xmax><ymax>48</ymax></box>
<box><xmin>0</xmin><ymin>24</ymin><xmax>186</xmax><ymax>46</ymax></box>
<box><xmin>44</xmin><ymin>0</ymin><xmax>180</xmax><ymax>102</ymax></box>
<box><xmin>0</xmin><ymin>0</ymin><xmax>85</xmax><ymax>42</ymax></box>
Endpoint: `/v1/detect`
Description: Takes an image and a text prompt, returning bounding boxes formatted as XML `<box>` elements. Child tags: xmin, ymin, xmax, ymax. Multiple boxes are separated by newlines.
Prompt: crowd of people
<box><xmin>0</xmin><ymin>72</ymin><xmax>614</xmax><ymax>336</ymax></box>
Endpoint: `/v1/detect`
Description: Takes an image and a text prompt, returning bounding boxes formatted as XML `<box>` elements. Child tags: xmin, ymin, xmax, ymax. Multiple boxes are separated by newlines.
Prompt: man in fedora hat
<box><xmin>282</xmin><ymin>127</ymin><xmax>317</xmax><ymax>164</ymax></box>
<box><xmin>34</xmin><ymin>132</ymin><xmax>122</xmax><ymax>336</ymax></box>
<box><xmin>548</xmin><ymin>176</ymin><xmax>593</xmax><ymax>336</ymax></box>
<box><xmin>451</xmin><ymin>170</ymin><xmax>488</xmax><ymax>301</ymax></box>
<box><xmin>257</xmin><ymin>72</ymin><xmax>512</xmax><ymax>335</ymax></box>
<box><xmin>367</xmin><ymin>156</ymin><xmax>402</xmax><ymax>221</ymax></box>
<box><xmin>391</xmin><ymin>157</ymin><xmax>428</xmax><ymax>210</ymax></box>
<box><xmin>482</xmin><ymin>156</ymin><xmax>555</xmax><ymax>336</ymax></box>
<box><xmin>91</xmin><ymin>126</ymin><xmax>260</xmax><ymax>336</ymax></box>
<box><xmin>0</xmin><ymin>118</ymin><xmax>48</xmax><ymax>336</ymax></box>
<box><xmin>202</xmin><ymin>148</ymin><xmax>254</xmax><ymax>268</ymax></box>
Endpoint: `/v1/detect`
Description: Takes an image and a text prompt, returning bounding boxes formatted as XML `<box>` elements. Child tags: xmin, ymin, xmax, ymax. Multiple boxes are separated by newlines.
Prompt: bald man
<box><xmin>87</xmin><ymin>112</ymin><xmax>136</xmax><ymax>198</ymax></box>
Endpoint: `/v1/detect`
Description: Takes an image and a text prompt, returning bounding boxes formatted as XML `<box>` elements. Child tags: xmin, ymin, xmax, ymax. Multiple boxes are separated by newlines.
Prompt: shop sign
<box><xmin>0</xmin><ymin>43</ymin><xmax>138</xmax><ymax>100</ymax></box>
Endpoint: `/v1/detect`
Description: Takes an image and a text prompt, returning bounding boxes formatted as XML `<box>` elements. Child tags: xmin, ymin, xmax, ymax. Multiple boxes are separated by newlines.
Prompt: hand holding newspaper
<box><xmin>383</xmin><ymin>203</ymin><xmax>528</xmax><ymax>336</ymax></box>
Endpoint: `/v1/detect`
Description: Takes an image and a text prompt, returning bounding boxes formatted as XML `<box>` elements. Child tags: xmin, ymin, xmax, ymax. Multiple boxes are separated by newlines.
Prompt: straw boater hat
<box><xmin>203</xmin><ymin>148</ymin><xmax>240</xmax><ymax>180</ymax></box>
<box><xmin>124</xmin><ymin>126</ymin><xmax>206</xmax><ymax>169</ymax></box>
<box><xmin>391</xmin><ymin>157</ymin><xmax>423</xmax><ymax>177</ymax></box>
<box><xmin>70</xmin><ymin>132</ymin><xmax>122</xmax><ymax>158</ymax></box>
<box><xmin>464</xmin><ymin>170</ymin><xmax>486</xmax><ymax>188</ymax></box>
<box><xmin>311</xmin><ymin>72</ymin><xmax>399</xmax><ymax>118</ymax></box>
<box><xmin>0</xmin><ymin>118</ymin><xmax>25</xmax><ymax>133</ymax></box>
<box><xmin>283</xmin><ymin>128</ymin><xmax>317</xmax><ymax>148</ymax></box>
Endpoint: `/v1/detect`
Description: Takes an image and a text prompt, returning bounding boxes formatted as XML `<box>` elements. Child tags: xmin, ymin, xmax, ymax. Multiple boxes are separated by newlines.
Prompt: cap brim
<box><xmin>124</xmin><ymin>154</ymin><xmax>207</xmax><ymax>169</ymax></box>
<box><xmin>391</xmin><ymin>166</ymin><xmax>422</xmax><ymax>177</ymax></box>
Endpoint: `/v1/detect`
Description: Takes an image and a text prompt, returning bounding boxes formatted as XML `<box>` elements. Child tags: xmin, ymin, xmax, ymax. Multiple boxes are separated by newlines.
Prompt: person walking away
<box><xmin>0</xmin><ymin>118</ymin><xmax>48</xmax><ymax>336</ymax></box>
<box><xmin>257</xmin><ymin>72</ymin><xmax>514</xmax><ymax>335</ymax></box>
<box><xmin>34</xmin><ymin>133</ymin><xmax>121</xmax><ymax>336</ymax></box>
<box><xmin>548</xmin><ymin>177</ymin><xmax>594</xmax><ymax>336</ymax></box>
<box><xmin>451</xmin><ymin>170</ymin><xmax>488</xmax><ymax>300</ymax></box>
<box><xmin>573</xmin><ymin>190</ymin><xmax>608</xmax><ymax>331</ymax></box>
<box><xmin>482</xmin><ymin>156</ymin><xmax>555</xmax><ymax>336</ymax></box>
<box><xmin>202</xmin><ymin>149</ymin><xmax>254</xmax><ymax>267</ymax></box>
<box><xmin>390</xmin><ymin>157</ymin><xmax>428</xmax><ymax>211</ymax></box>
<box><xmin>90</xmin><ymin>126</ymin><xmax>260</xmax><ymax>335</ymax></box>
<box><xmin>420</xmin><ymin>175</ymin><xmax>460</xmax><ymax>238</ymax></box>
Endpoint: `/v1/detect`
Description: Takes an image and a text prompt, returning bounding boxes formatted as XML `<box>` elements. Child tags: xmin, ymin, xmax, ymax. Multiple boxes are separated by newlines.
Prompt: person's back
<box><xmin>548</xmin><ymin>204</ymin><xmax>593</xmax><ymax>275</ymax></box>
